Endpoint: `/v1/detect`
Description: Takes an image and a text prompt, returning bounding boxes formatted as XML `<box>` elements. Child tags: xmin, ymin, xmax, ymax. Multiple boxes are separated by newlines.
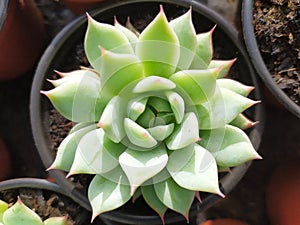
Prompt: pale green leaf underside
<box><xmin>119</xmin><ymin>146</ymin><xmax>168</xmax><ymax>195</ymax></box>
<box><xmin>167</xmin><ymin>143</ymin><xmax>222</xmax><ymax>195</ymax></box>
<box><xmin>98</xmin><ymin>96</ymin><xmax>126</xmax><ymax>143</ymax></box>
<box><xmin>69</xmin><ymin>129</ymin><xmax>123</xmax><ymax>176</ymax></box>
<box><xmin>50</xmin><ymin>123</ymin><xmax>97</xmax><ymax>171</ymax></box>
<box><xmin>200</xmin><ymin>125</ymin><xmax>261</xmax><ymax>167</ymax></box>
<box><xmin>88</xmin><ymin>174</ymin><xmax>131</xmax><ymax>220</ymax></box>
<box><xmin>217</xmin><ymin>78</ymin><xmax>254</xmax><ymax>97</ymax></box>
<box><xmin>133</xmin><ymin>76</ymin><xmax>176</xmax><ymax>93</ymax></box>
<box><xmin>195</xmin><ymin>87</ymin><xmax>258</xmax><ymax>129</ymax></box>
<box><xmin>166</xmin><ymin>112</ymin><xmax>199</xmax><ymax>150</ymax></box>
<box><xmin>165</xmin><ymin>91</ymin><xmax>185</xmax><ymax>124</ymax></box>
<box><xmin>124</xmin><ymin>118</ymin><xmax>157</xmax><ymax>149</ymax></box>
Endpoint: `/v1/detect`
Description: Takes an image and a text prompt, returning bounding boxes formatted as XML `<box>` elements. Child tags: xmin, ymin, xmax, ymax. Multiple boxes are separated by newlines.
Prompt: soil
<box><xmin>0</xmin><ymin>187</ymin><xmax>91</xmax><ymax>225</ymax></box>
<box><xmin>253</xmin><ymin>0</ymin><xmax>300</xmax><ymax>105</ymax></box>
<box><xmin>0</xmin><ymin>1</ymin><xmax>299</xmax><ymax>225</ymax></box>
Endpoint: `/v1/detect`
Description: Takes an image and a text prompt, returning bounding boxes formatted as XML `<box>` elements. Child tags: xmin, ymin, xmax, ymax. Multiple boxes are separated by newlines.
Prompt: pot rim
<box><xmin>241</xmin><ymin>0</ymin><xmax>300</xmax><ymax>118</ymax></box>
<box><xmin>30</xmin><ymin>0</ymin><xmax>265</xmax><ymax>224</ymax></box>
<box><xmin>0</xmin><ymin>0</ymin><xmax>8</xmax><ymax>31</ymax></box>
<box><xmin>0</xmin><ymin>177</ymin><xmax>65</xmax><ymax>196</ymax></box>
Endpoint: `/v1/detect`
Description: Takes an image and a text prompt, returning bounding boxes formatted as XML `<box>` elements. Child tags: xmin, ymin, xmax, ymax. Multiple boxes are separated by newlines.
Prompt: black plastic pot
<box><xmin>0</xmin><ymin>178</ymin><xmax>108</xmax><ymax>225</ymax></box>
<box><xmin>241</xmin><ymin>0</ymin><xmax>300</xmax><ymax>118</ymax></box>
<box><xmin>30</xmin><ymin>0</ymin><xmax>265</xmax><ymax>224</ymax></box>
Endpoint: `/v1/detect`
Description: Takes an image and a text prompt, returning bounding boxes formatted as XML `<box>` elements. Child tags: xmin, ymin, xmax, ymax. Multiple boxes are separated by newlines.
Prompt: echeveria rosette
<box><xmin>43</xmin><ymin>6</ymin><xmax>261</xmax><ymax>223</ymax></box>
<box><xmin>0</xmin><ymin>198</ymin><xmax>67</xmax><ymax>225</ymax></box>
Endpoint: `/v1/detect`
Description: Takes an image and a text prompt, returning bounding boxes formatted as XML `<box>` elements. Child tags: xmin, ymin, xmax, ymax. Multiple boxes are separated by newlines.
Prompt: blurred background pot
<box><xmin>241</xmin><ymin>0</ymin><xmax>300</xmax><ymax>118</ymax></box>
<box><xmin>0</xmin><ymin>0</ymin><xmax>46</xmax><ymax>80</ymax></box>
<box><xmin>61</xmin><ymin>0</ymin><xmax>106</xmax><ymax>15</ymax></box>
<box><xmin>30</xmin><ymin>0</ymin><xmax>265</xmax><ymax>224</ymax></box>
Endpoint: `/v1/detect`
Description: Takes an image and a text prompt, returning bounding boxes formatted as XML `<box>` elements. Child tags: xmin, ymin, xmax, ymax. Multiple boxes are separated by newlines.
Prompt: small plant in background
<box><xmin>42</xmin><ymin>6</ymin><xmax>261</xmax><ymax>223</ymax></box>
<box><xmin>0</xmin><ymin>198</ymin><xmax>67</xmax><ymax>225</ymax></box>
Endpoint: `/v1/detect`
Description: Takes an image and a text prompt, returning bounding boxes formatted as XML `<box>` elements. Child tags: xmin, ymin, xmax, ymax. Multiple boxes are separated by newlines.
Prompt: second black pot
<box><xmin>241</xmin><ymin>0</ymin><xmax>300</xmax><ymax>118</ymax></box>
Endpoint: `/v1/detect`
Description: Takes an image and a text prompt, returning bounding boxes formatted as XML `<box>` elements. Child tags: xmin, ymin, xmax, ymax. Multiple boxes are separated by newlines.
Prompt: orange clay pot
<box><xmin>199</xmin><ymin>218</ymin><xmax>250</xmax><ymax>225</ymax></box>
<box><xmin>0</xmin><ymin>0</ymin><xmax>46</xmax><ymax>80</ymax></box>
<box><xmin>61</xmin><ymin>0</ymin><xmax>105</xmax><ymax>15</ymax></box>
<box><xmin>0</xmin><ymin>137</ymin><xmax>12</xmax><ymax>181</ymax></box>
<box><xmin>266</xmin><ymin>157</ymin><xmax>300</xmax><ymax>225</ymax></box>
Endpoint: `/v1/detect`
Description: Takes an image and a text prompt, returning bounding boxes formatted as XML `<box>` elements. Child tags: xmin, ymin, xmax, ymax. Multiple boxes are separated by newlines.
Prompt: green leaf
<box><xmin>42</xmin><ymin>71</ymin><xmax>101</xmax><ymax>122</ymax></box>
<box><xmin>119</xmin><ymin>145</ymin><xmax>168</xmax><ymax>195</ymax></box>
<box><xmin>165</xmin><ymin>91</ymin><xmax>185</xmax><ymax>123</ymax></box>
<box><xmin>124</xmin><ymin>118</ymin><xmax>157</xmax><ymax>148</ymax></box>
<box><xmin>217</xmin><ymin>78</ymin><xmax>254</xmax><ymax>97</ymax></box>
<box><xmin>166</xmin><ymin>112</ymin><xmax>200</xmax><ymax>150</ymax></box>
<box><xmin>136</xmin><ymin>7</ymin><xmax>180</xmax><ymax>77</ymax></box>
<box><xmin>49</xmin><ymin>70</ymin><xmax>99</xmax><ymax>87</ymax></box>
<box><xmin>199</xmin><ymin>125</ymin><xmax>262</xmax><ymax>167</ymax></box>
<box><xmin>68</xmin><ymin>129</ymin><xmax>124</xmax><ymax>176</ymax></box>
<box><xmin>114</xmin><ymin>18</ymin><xmax>139</xmax><ymax>49</ymax></box>
<box><xmin>195</xmin><ymin>88</ymin><xmax>259</xmax><ymax>129</ymax></box>
<box><xmin>99</xmin><ymin>50</ymin><xmax>144</xmax><ymax>103</ymax></box>
<box><xmin>133</xmin><ymin>76</ymin><xmax>176</xmax><ymax>93</ymax></box>
<box><xmin>0</xmin><ymin>200</ymin><xmax>8</xmax><ymax>223</ymax></box>
<box><xmin>127</xmin><ymin>97</ymin><xmax>149</xmax><ymax>121</ymax></box>
<box><xmin>189</xmin><ymin>28</ymin><xmax>214</xmax><ymax>69</ymax></box>
<box><xmin>88</xmin><ymin>174</ymin><xmax>131</xmax><ymax>221</ymax></box>
<box><xmin>230</xmin><ymin>113</ymin><xmax>258</xmax><ymax>130</ymax></box>
<box><xmin>154</xmin><ymin>177</ymin><xmax>195</xmax><ymax>219</ymax></box>
<box><xmin>44</xmin><ymin>217</ymin><xmax>68</xmax><ymax>225</ymax></box>
<box><xmin>141</xmin><ymin>185</ymin><xmax>167</xmax><ymax>222</ymax></box>
<box><xmin>136</xmin><ymin>107</ymin><xmax>156</xmax><ymax>128</ymax></box>
<box><xmin>167</xmin><ymin>143</ymin><xmax>223</xmax><ymax>196</ymax></box>
<box><xmin>49</xmin><ymin>123</ymin><xmax>98</xmax><ymax>171</ymax></box>
<box><xmin>98</xmin><ymin>96</ymin><xmax>126</xmax><ymax>143</ymax></box>
<box><xmin>208</xmin><ymin>59</ymin><xmax>235</xmax><ymax>78</ymax></box>
<box><xmin>148</xmin><ymin>97</ymin><xmax>172</xmax><ymax>113</ymax></box>
<box><xmin>68</xmin><ymin>121</ymin><xmax>95</xmax><ymax>134</ymax></box>
<box><xmin>3</xmin><ymin>198</ymin><xmax>43</xmax><ymax>225</ymax></box>
<box><xmin>84</xmin><ymin>15</ymin><xmax>133</xmax><ymax>71</ymax></box>
<box><xmin>147</xmin><ymin>123</ymin><xmax>174</xmax><ymax>141</ymax></box>
<box><xmin>169</xmin><ymin>9</ymin><xmax>197</xmax><ymax>70</ymax></box>
<box><xmin>169</xmin><ymin>69</ymin><xmax>217</xmax><ymax>104</ymax></box>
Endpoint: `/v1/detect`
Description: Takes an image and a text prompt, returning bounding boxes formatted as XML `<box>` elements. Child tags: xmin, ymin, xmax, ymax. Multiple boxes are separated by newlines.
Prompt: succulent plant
<box><xmin>43</xmin><ymin>6</ymin><xmax>261</xmax><ymax>223</ymax></box>
<box><xmin>0</xmin><ymin>198</ymin><xmax>67</xmax><ymax>225</ymax></box>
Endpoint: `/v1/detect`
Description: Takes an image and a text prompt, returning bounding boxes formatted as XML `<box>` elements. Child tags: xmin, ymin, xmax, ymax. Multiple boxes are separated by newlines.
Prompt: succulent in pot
<box><xmin>34</xmin><ymin>2</ymin><xmax>263</xmax><ymax>224</ymax></box>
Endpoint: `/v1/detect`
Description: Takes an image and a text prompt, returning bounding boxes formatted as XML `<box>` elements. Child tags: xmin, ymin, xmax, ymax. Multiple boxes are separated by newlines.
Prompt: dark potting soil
<box><xmin>0</xmin><ymin>188</ymin><xmax>91</xmax><ymax>225</ymax></box>
<box><xmin>253</xmin><ymin>0</ymin><xmax>300</xmax><ymax>105</ymax></box>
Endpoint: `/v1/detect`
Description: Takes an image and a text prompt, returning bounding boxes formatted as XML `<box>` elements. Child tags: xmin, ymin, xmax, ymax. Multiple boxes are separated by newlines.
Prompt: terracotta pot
<box><xmin>62</xmin><ymin>0</ymin><xmax>105</xmax><ymax>15</ymax></box>
<box><xmin>0</xmin><ymin>0</ymin><xmax>46</xmax><ymax>80</ymax></box>
<box><xmin>30</xmin><ymin>1</ymin><xmax>265</xmax><ymax>224</ymax></box>
<box><xmin>266</xmin><ymin>157</ymin><xmax>300</xmax><ymax>225</ymax></box>
<box><xmin>241</xmin><ymin>0</ymin><xmax>300</xmax><ymax>118</ymax></box>
<box><xmin>199</xmin><ymin>218</ymin><xmax>250</xmax><ymax>225</ymax></box>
